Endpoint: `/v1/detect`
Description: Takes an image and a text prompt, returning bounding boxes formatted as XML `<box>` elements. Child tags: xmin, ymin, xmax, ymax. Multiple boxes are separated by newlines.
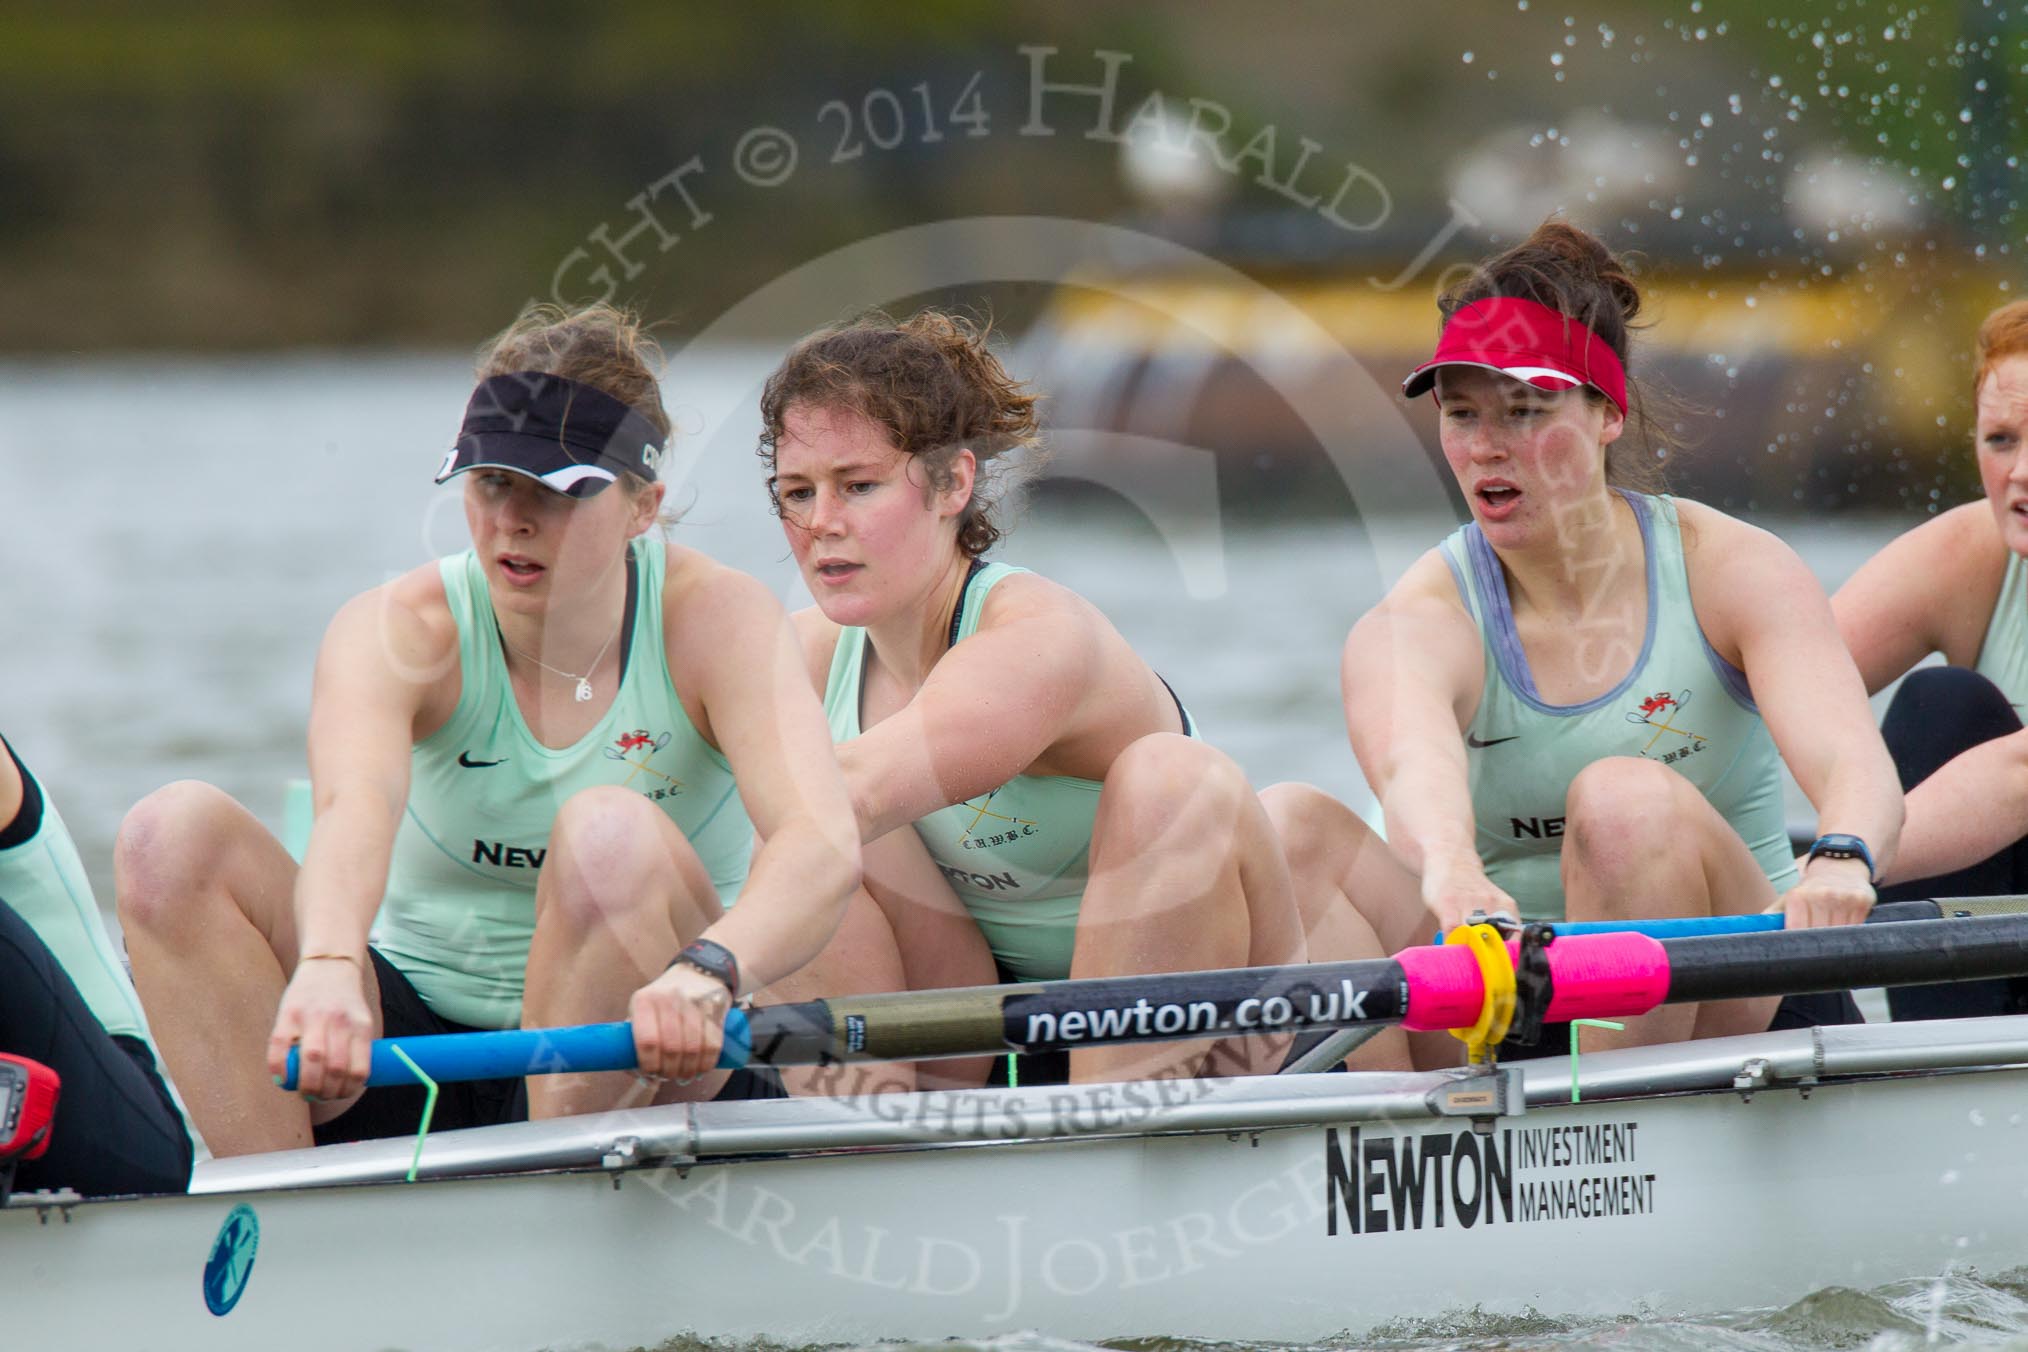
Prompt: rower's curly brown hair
<box><xmin>758</xmin><ymin>310</ymin><xmax>1044</xmax><ymax>557</ymax></box>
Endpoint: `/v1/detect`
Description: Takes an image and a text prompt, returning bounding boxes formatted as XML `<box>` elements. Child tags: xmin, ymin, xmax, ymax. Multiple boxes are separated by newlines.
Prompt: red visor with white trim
<box><xmin>1401</xmin><ymin>296</ymin><xmax>1627</xmax><ymax>415</ymax></box>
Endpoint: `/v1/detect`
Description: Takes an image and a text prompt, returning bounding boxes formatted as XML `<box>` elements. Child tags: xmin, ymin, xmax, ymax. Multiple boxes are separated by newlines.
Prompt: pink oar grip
<box><xmin>1396</xmin><ymin>944</ymin><xmax>1484</xmax><ymax>1031</ymax></box>
<box><xmin>1396</xmin><ymin>932</ymin><xmax>1672</xmax><ymax>1031</ymax></box>
<box><xmin>1535</xmin><ymin>932</ymin><xmax>1669</xmax><ymax>1021</ymax></box>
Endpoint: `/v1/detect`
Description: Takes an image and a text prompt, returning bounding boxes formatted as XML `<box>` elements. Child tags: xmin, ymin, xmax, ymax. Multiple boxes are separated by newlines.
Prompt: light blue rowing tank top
<box><xmin>1974</xmin><ymin>551</ymin><xmax>2028</xmax><ymax>708</ymax></box>
<box><xmin>374</xmin><ymin>535</ymin><xmax>753</xmax><ymax>1028</ymax></box>
<box><xmin>823</xmin><ymin>561</ymin><xmax>1192</xmax><ymax>981</ymax></box>
<box><xmin>1437</xmin><ymin>492</ymin><xmax>1798</xmax><ymax>921</ymax></box>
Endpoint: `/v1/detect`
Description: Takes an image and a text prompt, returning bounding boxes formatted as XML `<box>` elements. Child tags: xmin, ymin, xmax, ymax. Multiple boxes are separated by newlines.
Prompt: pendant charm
<box><xmin>574</xmin><ymin>678</ymin><xmax>593</xmax><ymax>703</ymax></box>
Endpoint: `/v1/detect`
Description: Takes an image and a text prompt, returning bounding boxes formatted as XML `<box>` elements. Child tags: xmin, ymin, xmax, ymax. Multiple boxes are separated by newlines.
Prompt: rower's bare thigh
<box><xmin>1262</xmin><ymin>784</ymin><xmax>1432</xmax><ymax>957</ymax></box>
<box><xmin>862</xmin><ymin>825</ymin><xmax>999</xmax><ymax>991</ymax></box>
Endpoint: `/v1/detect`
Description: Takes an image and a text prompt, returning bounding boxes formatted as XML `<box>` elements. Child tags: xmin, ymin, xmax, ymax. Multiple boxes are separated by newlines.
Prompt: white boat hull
<box><xmin>10</xmin><ymin>1020</ymin><xmax>2028</xmax><ymax>1350</ymax></box>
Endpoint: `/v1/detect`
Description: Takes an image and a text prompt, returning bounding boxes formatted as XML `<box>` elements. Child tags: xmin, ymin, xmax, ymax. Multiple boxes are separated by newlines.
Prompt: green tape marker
<box><xmin>388</xmin><ymin>1043</ymin><xmax>439</xmax><ymax>1183</ymax></box>
<box><xmin>1569</xmin><ymin>1019</ymin><xmax>1625</xmax><ymax>1104</ymax></box>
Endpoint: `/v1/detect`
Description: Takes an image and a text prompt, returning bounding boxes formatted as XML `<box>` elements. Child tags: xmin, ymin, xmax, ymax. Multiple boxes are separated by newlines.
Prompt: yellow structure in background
<box><xmin>1027</xmin><ymin>259</ymin><xmax>2000</xmax><ymax>507</ymax></box>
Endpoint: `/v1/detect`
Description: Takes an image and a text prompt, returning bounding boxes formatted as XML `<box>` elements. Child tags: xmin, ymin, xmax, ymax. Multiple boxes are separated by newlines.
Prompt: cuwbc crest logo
<box><xmin>1626</xmin><ymin>688</ymin><xmax>1707</xmax><ymax>764</ymax></box>
<box><xmin>202</xmin><ymin>1203</ymin><xmax>260</xmax><ymax>1316</ymax></box>
<box><xmin>606</xmin><ymin>728</ymin><xmax>684</xmax><ymax>798</ymax></box>
<box><xmin>952</xmin><ymin>790</ymin><xmax>1040</xmax><ymax>852</ymax></box>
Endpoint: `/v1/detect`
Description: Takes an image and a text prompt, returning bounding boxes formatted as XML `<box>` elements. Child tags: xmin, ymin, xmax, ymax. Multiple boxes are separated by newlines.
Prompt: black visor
<box><xmin>435</xmin><ymin>372</ymin><xmax>665</xmax><ymax>498</ymax></box>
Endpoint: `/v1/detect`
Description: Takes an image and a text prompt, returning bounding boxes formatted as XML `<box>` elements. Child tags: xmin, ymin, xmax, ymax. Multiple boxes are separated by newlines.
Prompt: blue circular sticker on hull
<box><xmin>203</xmin><ymin>1203</ymin><xmax>259</xmax><ymax>1316</ymax></box>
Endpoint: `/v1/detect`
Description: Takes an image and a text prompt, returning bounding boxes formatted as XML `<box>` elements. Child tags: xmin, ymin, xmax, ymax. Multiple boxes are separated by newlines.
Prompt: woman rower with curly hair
<box><xmin>753</xmin><ymin>310</ymin><xmax>1408</xmax><ymax>1086</ymax></box>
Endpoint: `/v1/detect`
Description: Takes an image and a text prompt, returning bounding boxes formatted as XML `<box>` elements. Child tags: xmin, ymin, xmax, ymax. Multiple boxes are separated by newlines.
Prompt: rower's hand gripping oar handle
<box><xmin>280</xmin><ymin>1008</ymin><xmax>754</xmax><ymax>1092</ymax></box>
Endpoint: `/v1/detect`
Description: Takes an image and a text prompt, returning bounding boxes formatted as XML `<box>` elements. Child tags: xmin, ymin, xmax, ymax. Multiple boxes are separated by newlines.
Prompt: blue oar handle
<box><xmin>1501</xmin><ymin>899</ymin><xmax>1941</xmax><ymax>940</ymax></box>
<box><xmin>281</xmin><ymin>1008</ymin><xmax>752</xmax><ymax>1091</ymax></box>
<box><xmin>1553</xmin><ymin>914</ymin><xmax>1784</xmax><ymax>939</ymax></box>
<box><xmin>1436</xmin><ymin>914</ymin><xmax>1786</xmax><ymax>943</ymax></box>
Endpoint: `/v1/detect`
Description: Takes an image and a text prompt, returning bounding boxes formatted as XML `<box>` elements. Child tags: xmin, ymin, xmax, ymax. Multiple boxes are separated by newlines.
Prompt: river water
<box><xmin>844</xmin><ymin>1271</ymin><xmax>2028</xmax><ymax>1351</ymax></box>
<box><xmin>4</xmin><ymin>351</ymin><xmax>2012</xmax><ymax>1349</ymax></box>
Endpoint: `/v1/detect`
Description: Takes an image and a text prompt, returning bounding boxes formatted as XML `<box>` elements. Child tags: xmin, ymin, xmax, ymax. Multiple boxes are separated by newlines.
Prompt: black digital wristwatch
<box><xmin>667</xmin><ymin>938</ymin><xmax>741</xmax><ymax>997</ymax></box>
<box><xmin>1804</xmin><ymin>833</ymin><xmax>1877</xmax><ymax>883</ymax></box>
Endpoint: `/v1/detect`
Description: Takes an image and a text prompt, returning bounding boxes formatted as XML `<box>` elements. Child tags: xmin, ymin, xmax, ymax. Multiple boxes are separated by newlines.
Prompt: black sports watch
<box><xmin>1804</xmin><ymin>833</ymin><xmax>1876</xmax><ymax>883</ymax></box>
<box><xmin>667</xmin><ymin>938</ymin><xmax>741</xmax><ymax>997</ymax></box>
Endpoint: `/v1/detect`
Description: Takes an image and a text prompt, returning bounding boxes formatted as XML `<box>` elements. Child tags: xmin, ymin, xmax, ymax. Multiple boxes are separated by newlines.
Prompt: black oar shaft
<box><xmin>743</xmin><ymin>958</ymin><xmax>1412</xmax><ymax>1065</ymax></box>
<box><xmin>747</xmin><ymin>914</ymin><xmax>2028</xmax><ymax>1068</ymax></box>
<box><xmin>1663</xmin><ymin>914</ymin><xmax>2028</xmax><ymax>1004</ymax></box>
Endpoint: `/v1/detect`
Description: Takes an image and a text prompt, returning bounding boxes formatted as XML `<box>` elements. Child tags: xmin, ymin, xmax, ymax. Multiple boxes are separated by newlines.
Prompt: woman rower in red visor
<box><xmin>1264</xmin><ymin>220</ymin><xmax>1902</xmax><ymax>1061</ymax></box>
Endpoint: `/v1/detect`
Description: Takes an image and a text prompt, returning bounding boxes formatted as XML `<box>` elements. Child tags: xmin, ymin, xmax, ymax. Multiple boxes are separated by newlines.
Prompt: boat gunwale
<box><xmin>110</xmin><ymin>1013</ymin><xmax>2022</xmax><ymax>1202</ymax></box>
<box><xmin>11</xmin><ymin>1017</ymin><xmax>2021</xmax><ymax>1212</ymax></box>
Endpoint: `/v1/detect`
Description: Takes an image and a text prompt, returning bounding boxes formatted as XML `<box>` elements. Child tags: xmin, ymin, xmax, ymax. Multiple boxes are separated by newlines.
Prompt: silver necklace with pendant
<box><xmin>501</xmin><ymin>616</ymin><xmax>622</xmax><ymax>703</ymax></box>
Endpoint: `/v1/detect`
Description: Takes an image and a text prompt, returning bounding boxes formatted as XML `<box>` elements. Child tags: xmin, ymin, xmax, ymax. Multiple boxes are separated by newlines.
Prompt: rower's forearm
<box><xmin>1883</xmin><ymin>736</ymin><xmax>2028</xmax><ymax>886</ymax></box>
<box><xmin>837</xmin><ymin>736</ymin><xmax>998</xmax><ymax>844</ymax></box>
<box><xmin>699</xmin><ymin>823</ymin><xmax>861</xmax><ymax>994</ymax></box>
<box><xmin>294</xmin><ymin>795</ymin><xmax>401</xmax><ymax>954</ymax></box>
<box><xmin>1378</xmin><ymin>764</ymin><xmax>1479</xmax><ymax>880</ymax></box>
<box><xmin>1803</xmin><ymin>746</ymin><xmax>1905</xmax><ymax>880</ymax></box>
<box><xmin>852</xmin><ymin>784</ymin><xmax>908</xmax><ymax>845</ymax></box>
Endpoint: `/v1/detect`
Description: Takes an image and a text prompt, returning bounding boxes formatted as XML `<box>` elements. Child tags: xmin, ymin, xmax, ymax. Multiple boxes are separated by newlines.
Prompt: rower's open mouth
<box><xmin>500</xmin><ymin>556</ymin><xmax>545</xmax><ymax>579</ymax></box>
<box><xmin>1478</xmin><ymin>485</ymin><xmax>1521</xmax><ymax>508</ymax></box>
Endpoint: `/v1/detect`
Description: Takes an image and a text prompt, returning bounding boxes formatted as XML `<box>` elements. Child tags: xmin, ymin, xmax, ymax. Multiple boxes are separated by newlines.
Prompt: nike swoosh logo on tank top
<box><xmin>457</xmin><ymin>752</ymin><xmax>507</xmax><ymax>768</ymax></box>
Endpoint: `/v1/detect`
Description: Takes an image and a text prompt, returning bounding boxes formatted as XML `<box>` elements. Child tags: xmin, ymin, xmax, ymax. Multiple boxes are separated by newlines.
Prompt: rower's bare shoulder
<box><xmin>1344</xmin><ymin>547</ymin><xmax>1484</xmax><ymax>735</ymax></box>
<box><xmin>789</xmin><ymin>604</ymin><xmax>843</xmax><ymax>693</ymax></box>
<box><xmin>1670</xmin><ymin>501</ymin><xmax>1827</xmax><ymax>659</ymax></box>
<box><xmin>328</xmin><ymin>562</ymin><xmax>457</xmax><ymax>672</ymax></box>
<box><xmin>314</xmin><ymin>563</ymin><xmax>459</xmax><ymax>735</ymax></box>
<box><xmin>1673</xmin><ymin>499</ymin><xmax>1813</xmax><ymax>589</ymax></box>
<box><xmin>0</xmin><ymin>731</ymin><xmax>20</xmax><ymax>826</ymax></box>
<box><xmin>1834</xmin><ymin>500</ymin><xmax>2009</xmax><ymax>669</ymax></box>
<box><xmin>377</xmin><ymin>557</ymin><xmax>453</xmax><ymax>614</ymax></box>
<box><xmin>974</xmin><ymin>569</ymin><xmax>1104</xmax><ymax>646</ymax></box>
<box><xmin>1348</xmin><ymin>547</ymin><xmax>1481</xmax><ymax>683</ymax></box>
<box><xmin>1672</xmin><ymin>497</ymin><xmax>1779</xmax><ymax>552</ymax></box>
<box><xmin>1869</xmin><ymin>500</ymin><xmax>2005</xmax><ymax>581</ymax></box>
<box><xmin>950</xmin><ymin>570</ymin><xmax>1113</xmax><ymax>723</ymax></box>
<box><xmin>662</xmin><ymin>545</ymin><xmax>787</xmax><ymax>630</ymax></box>
<box><xmin>1364</xmin><ymin>547</ymin><xmax>1475</xmax><ymax>631</ymax></box>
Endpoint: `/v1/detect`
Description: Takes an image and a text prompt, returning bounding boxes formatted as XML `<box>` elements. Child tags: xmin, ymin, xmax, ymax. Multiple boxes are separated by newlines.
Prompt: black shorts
<box><xmin>312</xmin><ymin>950</ymin><xmax>782</xmax><ymax>1146</ymax></box>
<box><xmin>0</xmin><ymin>898</ymin><xmax>193</xmax><ymax>1195</ymax></box>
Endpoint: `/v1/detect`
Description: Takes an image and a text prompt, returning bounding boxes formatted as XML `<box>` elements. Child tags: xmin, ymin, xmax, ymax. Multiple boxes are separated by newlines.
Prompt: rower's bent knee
<box><xmin>115</xmin><ymin>780</ymin><xmax>247</xmax><ymax>932</ymax></box>
<box><xmin>1106</xmin><ymin>734</ymin><xmax>1245</xmax><ymax>825</ymax></box>
<box><xmin>1564</xmin><ymin>757</ymin><xmax>1693</xmax><ymax>874</ymax></box>
<box><xmin>541</xmin><ymin>786</ymin><xmax>703</xmax><ymax>930</ymax></box>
